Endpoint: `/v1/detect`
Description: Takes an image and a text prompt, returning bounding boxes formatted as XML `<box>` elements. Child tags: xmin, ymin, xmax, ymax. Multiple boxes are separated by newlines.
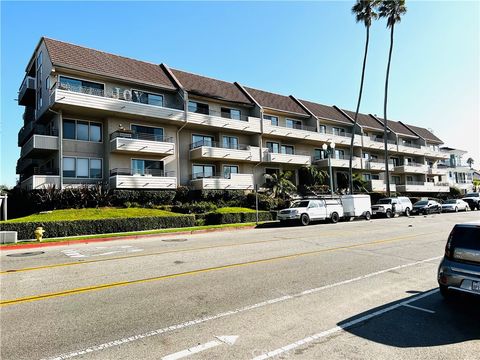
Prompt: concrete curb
<box><xmin>0</xmin><ymin>225</ymin><xmax>258</xmax><ymax>251</ymax></box>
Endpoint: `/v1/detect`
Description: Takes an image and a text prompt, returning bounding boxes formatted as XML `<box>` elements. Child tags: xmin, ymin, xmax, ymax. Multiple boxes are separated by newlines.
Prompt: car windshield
<box><xmin>377</xmin><ymin>199</ymin><xmax>391</xmax><ymax>204</ymax></box>
<box><xmin>444</xmin><ymin>200</ymin><xmax>457</xmax><ymax>204</ymax></box>
<box><xmin>465</xmin><ymin>193</ymin><xmax>479</xmax><ymax>198</ymax></box>
<box><xmin>449</xmin><ymin>226</ymin><xmax>480</xmax><ymax>250</ymax></box>
<box><xmin>291</xmin><ymin>201</ymin><xmax>310</xmax><ymax>208</ymax></box>
<box><xmin>415</xmin><ymin>201</ymin><xmax>428</xmax><ymax>206</ymax></box>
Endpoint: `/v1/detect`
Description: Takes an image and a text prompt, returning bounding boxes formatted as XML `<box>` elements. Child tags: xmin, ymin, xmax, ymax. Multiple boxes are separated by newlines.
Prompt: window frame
<box><xmin>62</xmin><ymin>157</ymin><xmax>103</xmax><ymax>179</ymax></box>
<box><xmin>188</xmin><ymin>100</ymin><xmax>210</xmax><ymax>115</ymax></box>
<box><xmin>192</xmin><ymin>164</ymin><xmax>216</xmax><ymax>179</ymax></box>
<box><xmin>58</xmin><ymin>75</ymin><xmax>105</xmax><ymax>95</ymax></box>
<box><xmin>223</xmin><ymin>164</ymin><xmax>239</xmax><ymax>179</ymax></box>
<box><xmin>131</xmin><ymin>89</ymin><xmax>164</xmax><ymax>107</ymax></box>
<box><xmin>286</xmin><ymin>118</ymin><xmax>302</xmax><ymax>129</ymax></box>
<box><xmin>62</xmin><ymin>119</ymin><xmax>103</xmax><ymax>143</ymax></box>
<box><xmin>263</xmin><ymin>114</ymin><xmax>279</xmax><ymax>126</ymax></box>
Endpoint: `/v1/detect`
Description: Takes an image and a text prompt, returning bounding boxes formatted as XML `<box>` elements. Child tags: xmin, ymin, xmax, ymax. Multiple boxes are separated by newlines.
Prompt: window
<box><xmin>314</xmin><ymin>149</ymin><xmax>326</xmax><ymax>160</ymax></box>
<box><xmin>407</xmin><ymin>175</ymin><xmax>413</xmax><ymax>182</ymax></box>
<box><xmin>371</xmin><ymin>174</ymin><xmax>380</xmax><ymax>180</ymax></box>
<box><xmin>334</xmin><ymin>149</ymin><xmax>345</xmax><ymax>159</ymax></box>
<box><xmin>59</xmin><ymin>76</ymin><xmax>104</xmax><ymax>95</ymax></box>
<box><xmin>45</xmin><ymin>76</ymin><xmax>50</xmax><ymax>91</ymax></box>
<box><xmin>192</xmin><ymin>164</ymin><xmax>215</xmax><ymax>179</ymax></box>
<box><xmin>281</xmin><ymin>145</ymin><xmax>294</xmax><ymax>155</ymax></box>
<box><xmin>266</xmin><ymin>141</ymin><xmax>280</xmax><ymax>153</ymax></box>
<box><xmin>333</xmin><ymin>127</ymin><xmax>346</xmax><ymax>136</ymax></box>
<box><xmin>363</xmin><ymin>174</ymin><xmax>372</xmax><ymax>181</ymax></box>
<box><xmin>131</xmin><ymin>125</ymin><xmax>164</xmax><ymax>141</ymax></box>
<box><xmin>132</xmin><ymin>90</ymin><xmax>163</xmax><ymax>107</ymax></box>
<box><xmin>63</xmin><ymin>157</ymin><xmax>75</xmax><ymax>178</ymax></box>
<box><xmin>390</xmin><ymin>157</ymin><xmax>400</xmax><ymax>166</ymax></box>
<box><xmin>286</xmin><ymin>119</ymin><xmax>302</xmax><ymax>129</ymax></box>
<box><xmin>391</xmin><ymin>175</ymin><xmax>401</xmax><ymax>185</ymax></box>
<box><xmin>223</xmin><ymin>136</ymin><xmax>238</xmax><ymax>149</ymax></box>
<box><xmin>188</xmin><ymin>101</ymin><xmax>209</xmax><ymax>115</ymax></box>
<box><xmin>264</xmin><ymin>115</ymin><xmax>278</xmax><ymax>126</ymax></box>
<box><xmin>37</xmin><ymin>51</ymin><xmax>43</xmax><ymax>67</ymax></box>
<box><xmin>319</xmin><ymin>125</ymin><xmax>326</xmax><ymax>134</ymax></box>
<box><xmin>223</xmin><ymin>165</ymin><xmax>239</xmax><ymax>179</ymax></box>
<box><xmin>63</xmin><ymin>158</ymin><xmax>102</xmax><ymax>178</ymax></box>
<box><xmin>221</xmin><ymin>108</ymin><xmax>241</xmax><ymax>120</ymax></box>
<box><xmin>37</xmin><ymin>87</ymin><xmax>43</xmax><ymax>110</ymax></box>
<box><xmin>63</xmin><ymin>120</ymin><xmax>102</xmax><ymax>142</ymax></box>
<box><xmin>63</xmin><ymin>120</ymin><xmax>76</xmax><ymax>140</ymax></box>
<box><xmin>192</xmin><ymin>134</ymin><xmax>214</xmax><ymax>148</ymax></box>
<box><xmin>132</xmin><ymin>159</ymin><xmax>164</xmax><ymax>176</ymax></box>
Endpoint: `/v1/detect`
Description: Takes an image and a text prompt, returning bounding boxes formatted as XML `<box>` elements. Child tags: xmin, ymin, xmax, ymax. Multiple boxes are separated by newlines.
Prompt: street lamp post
<box><xmin>322</xmin><ymin>141</ymin><xmax>336</xmax><ymax>196</ymax></box>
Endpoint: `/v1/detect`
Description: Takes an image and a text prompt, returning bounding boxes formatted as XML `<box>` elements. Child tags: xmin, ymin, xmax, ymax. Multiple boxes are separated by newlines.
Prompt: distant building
<box><xmin>17</xmin><ymin>37</ymin><xmax>454</xmax><ymax>194</ymax></box>
<box><xmin>438</xmin><ymin>147</ymin><xmax>476</xmax><ymax>193</ymax></box>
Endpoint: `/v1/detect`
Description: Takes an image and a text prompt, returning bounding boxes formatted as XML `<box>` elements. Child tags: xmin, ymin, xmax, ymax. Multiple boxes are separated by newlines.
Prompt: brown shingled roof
<box><xmin>171</xmin><ymin>69</ymin><xmax>252</xmax><ymax>105</ymax></box>
<box><xmin>374</xmin><ymin>116</ymin><xmax>418</xmax><ymax>137</ymax></box>
<box><xmin>298</xmin><ymin>100</ymin><xmax>352</xmax><ymax>125</ymax></box>
<box><xmin>403</xmin><ymin>123</ymin><xmax>443</xmax><ymax>144</ymax></box>
<box><xmin>44</xmin><ymin>37</ymin><xmax>176</xmax><ymax>90</ymax></box>
<box><xmin>244</xmin><ymin>87</ymin><xmax>309</xmax><ymax>116</ymax></box>
<box><xmin>339</xmin><ymin>109</ymin><xmax>383</xmax><ymax>130</ymax></box>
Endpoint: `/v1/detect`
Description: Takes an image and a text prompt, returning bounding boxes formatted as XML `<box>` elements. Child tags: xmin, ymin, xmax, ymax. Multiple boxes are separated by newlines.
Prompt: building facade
<box><xmin>438</xmin><ymin>147</ymin><xmax>476</xmax><ymax>193</ymax></box>
<box><xmin>17</xmin><ymin>38</ymin><xmax>452</xmax><ymax>194</ymax></box>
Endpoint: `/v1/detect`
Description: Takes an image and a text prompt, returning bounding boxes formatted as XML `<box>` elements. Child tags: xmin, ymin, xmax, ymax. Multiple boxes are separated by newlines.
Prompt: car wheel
<box><xmin>385</xmin><ymin>209</ymin><xmax>393</xmax><ymax>218</ymax></box>
<box><xmin>439</xmin><ymin>285</ymin><xmax>453</xmax><ymax>300</ymax></box>
<box><xmin>404</xmin><ymin>208</ymin><xmax>410</xmax><ymax>217</ymax></box>
<box><xmin>364</xmin><ymin>211</ymin><xmax>371</xmax><ymax>221</ymax></box>
<box><xmin>300</xmin><ymin>214</ymin><xmax>310</xmax><ymax>226</ymax></box>
<box><xmin>330</xmin><ymin>212</ymin><xmax>339</xmax><ymax>223</ymax></box>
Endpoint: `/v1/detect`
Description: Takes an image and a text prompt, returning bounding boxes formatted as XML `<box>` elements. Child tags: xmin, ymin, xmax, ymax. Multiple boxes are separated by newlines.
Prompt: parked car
<box><xmin>341</xmin><ymin>194</ymin><xmax>372</xmax><ymax>220</ymax></box>
<box><xmin>462</xmin><ymin>192</ymin><xmax>480</xmax><ymax>211</ymax></box>
<box><xmin>278</xmin><ymin>198</ymin><xmax>344</xmax><ymax>226</ymax></box>
<box><xmin>371</xmin><ymin>197</ymin><xmax>412</xmax><ymax>218</ymax></box>
<box><xmin>411</xmin><ymin>200</ymin><xmax>442</xmax><ymax>215</ymax></box>
<box><xmin>438</xmin><ymin>220</ymin><xmax>480</xmax><ymax>299</ymax></box>
<box><xmin>441</xmin><ymin>199</ymin><xmax>470</xmax><ymax>212</ymax></box>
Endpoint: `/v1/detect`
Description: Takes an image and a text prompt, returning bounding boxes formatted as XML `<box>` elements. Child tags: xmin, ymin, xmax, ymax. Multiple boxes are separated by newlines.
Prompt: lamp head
<box><xmin>330</xmin><ymin>141</ymin><xmax>335</xmax><ymax>149</ymax></box>
<box><xmin>322</xmin><ymin>143</ymin><xmax>328</xmax><ymax>150</ymax></box>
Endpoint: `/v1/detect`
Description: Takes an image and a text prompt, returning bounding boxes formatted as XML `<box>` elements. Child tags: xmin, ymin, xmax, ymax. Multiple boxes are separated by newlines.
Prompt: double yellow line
<box><xmin>0</xmin><ymin>231</ymin><xmax>441</xmax><ymax>307</ymax></box>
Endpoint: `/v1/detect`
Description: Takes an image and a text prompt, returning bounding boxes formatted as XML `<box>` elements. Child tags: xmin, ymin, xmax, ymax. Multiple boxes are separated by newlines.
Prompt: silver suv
<box><xmin>438</xmin><ymin>221</ymin><xmax>480</xmax><ymax>299</ymax></box>
<box><xmin>371</xmin><ymin>197</ymin><xmax>412</xmax><ymax>218</ymax></box>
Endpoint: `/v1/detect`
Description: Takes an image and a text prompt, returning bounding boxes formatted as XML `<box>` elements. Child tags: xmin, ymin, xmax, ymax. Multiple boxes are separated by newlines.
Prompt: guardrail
<box><xmin>110</xmin><ymin>130</ymin><xmax>174</xmax><ymax>143</ymax></box>
<box><xmin>109</xmin><ymin>168</ymin><xmax>175</xmax><ymax>177</ymax></box>
<box><xmin>189</xmin><ymin>140</ymin><xmax>250</xmax><ymax>150</ymax></box>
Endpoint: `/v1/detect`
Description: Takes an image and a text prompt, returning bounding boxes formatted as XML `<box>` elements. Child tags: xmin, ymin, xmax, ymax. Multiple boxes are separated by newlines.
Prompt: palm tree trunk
<box><xmin>384</xmin><ymin>24</ymin><xmax>395</xmax><ymax>197</ymax></box>
<box><xmin>349</xmin><ymin>25</ymin><xmax>370</xmax><ymax>195</ymax></box>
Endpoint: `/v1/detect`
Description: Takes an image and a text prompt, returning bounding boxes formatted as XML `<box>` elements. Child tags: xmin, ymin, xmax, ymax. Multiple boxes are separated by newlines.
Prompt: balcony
<box><xmin>109</xmin><ymin>168</ymin><xmax>176</xmax><ymax>189</ymax></box>
<box><xmin>367</xmin><ymin>179</ymin><xmax>396</xmax><ymax>193</ymax></box>
<box><xmin>428</xmin><ymin>166</ymin><xmax>448</xmax><ymax>176</ymax></box>
<box><xmin>20</xmin><ymin>129</ymin><xmax>59</xmax><ymax>158</ymax></box>
<box><xmin>16</xmin><ymin>158</ymin><xmax>39</xmax><ymax>174</ymax></box>
<box><xmin>392</xmin><ymin>163</ymin><xmax>429</xmax><ymax>174</ymax></box>
<box><xmin>50</xmin><ymin>82</ymin><xmax>185</xmax><ymax>123</ymax></box>
<box><xmin>189</xmin><ymin>141</ymin><xmax>260</xmax><ymax>162</ymax></box>
<box><xmin>110</xmin><ymin>130</ymin><xmax>175</xmax><ymax>157</ymax></box>
<box><xmin>18</xmin><ymin>76</ymin><xmax>36</xmax><ymax>106</ymax></box>
<box><xmin>188</xmin><ymin>109</ymin><xmax>261</xmax><ymax>134</ymax></box>
<box><xmin>20</xmin><ymin>168</ymin><xmax>60</xmax><ymax>190</ymax></box>
<box><xmin>397</xmin><ymin>142</ymin><xmax>424</xmax><ymax>155</ymax></box>
<box><xmin>190</xmin><ymin>173</ymin><xmax>254</xmax><ymax>190</ymax></box>
<box><xmin>422</xmin><ymin>146</ymin><xmax>449</xmax><ymax>159</ymax></box>
<box><xmin>396</xmin><ymin>181</ymin><xmax>449</xmax><ymax>193</ymax></box>
<box><xmin>18</xmin><ymin>121</ymin><xmax>36</xmax><ymax>146</ymax></box>
<box><xmin>363</xmin><ymin>159</ymin><xmax>394</xmax><ymax>171</ymax></box>
<box><xmin>263</xmin><ymin>122</ymin><xmax>362</xmax><ymax>146</ymax></box>
<box><xmin>313</xmin><ymin>156</ymin><xmax>362</xmax><ymax>169</ymax></box>
<box><xmin>264</xmin><ymin>151</ymin><xmax>311</xmax><ymax>166</ymax></box>
<box><xmin>362</xmin><ymin>136</ymin><xmax>397</xmax><ymax>151</ymax></box>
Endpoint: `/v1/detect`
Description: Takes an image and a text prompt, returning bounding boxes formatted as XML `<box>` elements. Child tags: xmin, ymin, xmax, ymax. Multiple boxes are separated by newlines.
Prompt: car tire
<box><xmin>404</xmin><ymin>208</ymin><xmax>410</xmax><ymax>217</ymax></box>
<box><xmin>300</xmin><ymin>214</ymin><xmax>310</xmax><ymax>226</ymax></box>
<box><xmin>385</xmin><ymin>209</ymin><xmax>393</xmax><ymax>218</ymax></box>
<box><xmin>439</xmin><ymin>285</ymin><xmax>453</xmax><ymax>300</ymax></box>
<box><xmin>330</xmin><ymin>212</ymin><xmax>339</xmax><ymax>223</ymax></box>
<box><xmin>364</xmin><ymin>211</ymin><xmax>371</xmax><ymax>221</ymax></box>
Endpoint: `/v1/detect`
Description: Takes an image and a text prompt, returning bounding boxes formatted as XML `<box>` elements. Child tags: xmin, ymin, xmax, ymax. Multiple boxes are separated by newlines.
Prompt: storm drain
<box><xmin>161</xmin><ymin>238</ymin><xmax>188</xmax><ymax>242</ymax></box>
<box><xmin>7</xmin><ymin>251</ymin><xmax>45</xmax><ymax>257</ymax></box>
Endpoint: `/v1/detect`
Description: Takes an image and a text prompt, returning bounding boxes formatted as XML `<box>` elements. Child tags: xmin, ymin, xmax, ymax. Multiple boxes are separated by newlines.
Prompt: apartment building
<box><xmin>438</xmin><ymin>147</ymin><xmax>476</xmax><ymax>193</ymax></box>
<box><xmin>16</xmin><ymin>37</ymin><xmax>451</xmax><ymax>194</ymax></box>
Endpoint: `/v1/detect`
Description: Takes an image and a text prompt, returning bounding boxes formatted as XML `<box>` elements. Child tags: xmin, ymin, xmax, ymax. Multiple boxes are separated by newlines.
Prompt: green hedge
<box><xmin>0</xmin><ymin>215</ymin><xmax>195</xmax><ymax>240</ymax></box>
<box><xmin>204</xmin><ymin>211</ymin><xmax>273</xmax><ymax>225</ymax></box>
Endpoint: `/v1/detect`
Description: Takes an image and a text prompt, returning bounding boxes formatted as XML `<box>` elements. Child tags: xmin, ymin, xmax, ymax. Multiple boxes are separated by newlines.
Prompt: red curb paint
<box><xmin>0</xmin><ymin>225</ymin><xmax>257</xmax><ymax>251</ymax></box>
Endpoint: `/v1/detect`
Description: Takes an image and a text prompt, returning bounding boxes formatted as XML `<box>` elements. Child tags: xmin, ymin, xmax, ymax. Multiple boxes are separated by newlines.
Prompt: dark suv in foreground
<box><xmin>438</xmin><ymin>221</ymin><xmax>480</xmax><ymax>299</ymax></box>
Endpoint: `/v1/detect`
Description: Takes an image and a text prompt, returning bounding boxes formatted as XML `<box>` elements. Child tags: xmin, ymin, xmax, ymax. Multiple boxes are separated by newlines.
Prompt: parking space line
<box><xmin>251</xmin><ymin>289</ymin><xmax>439</xmax><ymax>360</ymax></box>
<box><xmin>402</xmin><ymin>303</ymin><xmax>435</xmax><ymax>314</ymax></box>
<box><xmin>39</xmin><ymin>257</ymin><xmax>440</xmax><ymax>360</ymax></box>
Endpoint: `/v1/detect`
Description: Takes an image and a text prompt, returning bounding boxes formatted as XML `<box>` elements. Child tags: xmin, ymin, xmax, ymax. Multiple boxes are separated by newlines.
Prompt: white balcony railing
<box><xmin>190</xmin><ymin>143</ymin><xmax>260</xmax><ymax>162</ymax></box>
<box><xmin>190</xmin><ymin>173</ymin><xmax>254</xmax><ymax>190</ymax></box>
<box><xmin>264</xmin><ymin>151</ymin><xmax>311</xmax><ymax>166</ymax></box>
<box><xmin>20</xmin><ymin>133</ymin><xmax>59</xmax><ymax>158</ymax></box>
<box><xmin>188</xmin><ymin>111</ymin><xmax>261</xmax><ymax>133</ymax></box>
<box><xmin>109</xmin><ymin>131</ymin><xmax>175</xmax><ymax>157</ymax></box>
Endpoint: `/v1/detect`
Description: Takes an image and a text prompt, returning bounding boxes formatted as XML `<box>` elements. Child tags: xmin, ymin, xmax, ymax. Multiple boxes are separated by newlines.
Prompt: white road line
<box><xmin>42</xmin><ymin>256</ymin><xmax>441</xmax><ymax>360</ymax></box>
<box><xmin>161</xmin><ymin>335</ymin><xmax>238</xmax><ymax>360</ymax></box>
<box><xmin>402</xmin><ymin>303</ymin><xmax>436</xmax><ymax>314</ymax></box>
<box><xmin>251</xmin><ymin>289</ymin><xmax>439</xmax><ymax>360</ymax></box>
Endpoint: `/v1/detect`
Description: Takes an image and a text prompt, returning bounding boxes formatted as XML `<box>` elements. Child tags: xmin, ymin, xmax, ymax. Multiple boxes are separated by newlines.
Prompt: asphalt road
<box><xmin>1</xmin><ymin>211</ymin><xmax>479</xmax><ymax>360</ymax></box>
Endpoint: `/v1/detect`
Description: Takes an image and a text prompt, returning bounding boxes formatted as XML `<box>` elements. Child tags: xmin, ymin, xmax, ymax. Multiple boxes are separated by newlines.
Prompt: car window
<box><xmin>449</xmin><ymin>226</ymin><xmax>480</xmax><ymax>250</ymax></box>
<box><xmin>465</xmin><ymin>193</ymin><xmax>479</xmax><ymax>197</ymax></box>
<box><xmin>415</xmin><ymin>201</ymin><xmax>428</xmax><ymax>206</ymax></box>
<box><xmin>377</xmin><ymin>199</ymin><xmax>391</xmax><ymax>204</ymax></box>
<box><xmin>308</xmin><ymin>202</ymin><xmax>318</xmax><ymax>208</ymax></box>
<box><xmin>444</xmin><ymin>200</ymin><xmax>456</xmax><ymax>204</ymax></box>
<box><xmin>291</xmin><ymin>200</ymin><xmax>310</xmax><ymax>208</ymax></box>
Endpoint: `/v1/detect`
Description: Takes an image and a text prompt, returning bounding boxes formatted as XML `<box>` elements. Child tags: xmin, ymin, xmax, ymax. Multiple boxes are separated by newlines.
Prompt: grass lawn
<box><xmin>214</xmin><ymin>207</ymin><xmax>257</xmax><ymax>213</ymax></box>
<box><xmin>3</xmin><ymin>207</ymin><xmax>183</xmax><ymax>223</ymax></box>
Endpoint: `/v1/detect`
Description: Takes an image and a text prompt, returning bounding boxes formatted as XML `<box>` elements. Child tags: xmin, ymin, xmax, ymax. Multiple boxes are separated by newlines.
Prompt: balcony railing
<box><xmin>401</xmin><ymin>142</ymin><xmax>422</xmax><ymax>149</ymax></box>
<box><xmin>109</xmin><ymin>168</ymin><xmax>174</xmax><ymax>177</ymax></box>
<box><xmin>20</xmin><ymin>167</ymin><xmax>59</xmax><ymax>182</ymax></box>
<box><xmin>369</xmin><ymin>136</ymin><xmax>396</xmax><ymax>144</ymax></box>
<box><xmin>189</xmin><ymin>108</ymin><xmax>250</xmax><ymax>122</ymax></box>
<box><xmin>405</xmin><ymin>180</ymin><xmax>427</xmax><ymax>186</ymax></box>
<box><xmin>401</xmin><ymin>162</ymin><xmax>426</xmax><ymax>167</ymax></box>
<box><xmin>189</xmin><ymin>140</ymin><xmax>250</xmax><ymax>150</ymax></box>
<box><xmin>320</xmin><ymin>129</ymin><xmax>354</xmax><ymax>138</ymax></box>
<box><xmin>109</xmin><ymin>130</ymin><xmax>174</xmax><ymax>143</ymax></box>
<box><xmin>192</xmin><ymin>171</ymin><xmax>222</xmax><ymax>180</ymax></box>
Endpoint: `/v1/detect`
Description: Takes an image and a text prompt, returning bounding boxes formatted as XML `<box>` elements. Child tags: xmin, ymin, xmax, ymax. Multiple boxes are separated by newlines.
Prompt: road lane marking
<box><xmin>251</xmin><ymin>289</ymin><xmax>440</xmax><ymax>360</ymax></box>
<box><xmin>161</xmin><ymin>335</ymin><xmax>238</xmax><ymax>360</ymax></box>
<box><xmin>0</xmin><ymin>233</ymin><xmax>442</xmax><ymax>307</ymax></box>
<box><xmin>39</xmin><ymin>256</ymin><xmax>441</xmax><ymax>360</ymax></box>
<box><xmin>1</xmin><ymin>230</ymin><xmax>353</xmax><ymax>275</ymax></box>
<box><xmin>402</xmin><ymin>303</ymin><xmax>436</xmax><ymax>314</ymax></box>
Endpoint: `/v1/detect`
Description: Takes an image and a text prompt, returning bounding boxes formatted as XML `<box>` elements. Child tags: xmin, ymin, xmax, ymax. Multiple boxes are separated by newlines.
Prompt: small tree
<box><xmin>466</xmin><ymin>157</ymin><xmax>474</xmax><ymax>169</ymax></box>
<box><xmin>264</xmin><ymin>171</ymin><xmax>296</xmax><ymax>199</ymax></box>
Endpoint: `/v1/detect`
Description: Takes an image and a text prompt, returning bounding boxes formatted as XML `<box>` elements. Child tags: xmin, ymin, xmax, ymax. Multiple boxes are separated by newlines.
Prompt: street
<box><xmin>1</xmin><ymin>212</ymin><xmax>479</xmax><ymax>360</ymax></box>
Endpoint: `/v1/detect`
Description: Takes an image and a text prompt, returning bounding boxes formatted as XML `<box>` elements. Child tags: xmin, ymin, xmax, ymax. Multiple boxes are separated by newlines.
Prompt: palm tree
<box><xmin>303</xmin><ymin>165</ymin><xmax>328</xmax><ymax>186</ymax></box>
<box><xmin>466</xmin><ymin>157</ymin><xmax>474</xmax><ymax>169</ymax></box>
<box><xmin>349</xmin><ymin>0</ymin><xmax>379</xmax><ymax>195</ymax></box>
<box><xmin>264</xmin><ymin>171</ymin><xmax>296</xmax><ymax>199</ymax></box>
<box><xmin>378</xmin><ymin>0</ymin><xmax>407</xmax><ymax>196</ymax></box>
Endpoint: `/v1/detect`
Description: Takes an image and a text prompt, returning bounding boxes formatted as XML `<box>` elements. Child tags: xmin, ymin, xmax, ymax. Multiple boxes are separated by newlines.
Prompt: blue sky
<box><xmin>1</xmin><ymin>1</ymin><xmax>479</xmax><ymax>187</ymax></box>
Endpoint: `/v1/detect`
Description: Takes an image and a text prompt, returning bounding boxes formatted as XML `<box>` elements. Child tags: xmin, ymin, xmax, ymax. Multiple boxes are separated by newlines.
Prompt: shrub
<box><xmin>172</xmin><ymin>201</ymin><xmax>218</xmax><ymax>214</ymax></box>
<box><xmin>0</xmin><ymin>215</ymin><xmax>195</xmax><ymax>240</ymax></box>
<box><xmin>204</xmin><ymin>210</ymin><xmax>272</xmax><ymax>225</ymax></box>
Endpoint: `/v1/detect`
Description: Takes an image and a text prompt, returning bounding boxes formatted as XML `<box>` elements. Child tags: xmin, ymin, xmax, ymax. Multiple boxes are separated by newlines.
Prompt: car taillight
<box><xmin>444</xmin><ymin>230</ymin><xmax>455</xmax><ymax>259</ymax></box>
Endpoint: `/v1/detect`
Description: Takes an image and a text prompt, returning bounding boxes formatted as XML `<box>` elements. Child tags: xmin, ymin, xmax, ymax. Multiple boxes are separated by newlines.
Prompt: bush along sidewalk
<box><xmin>0</xmin><ymin>215</ymin><xmax>195</xmax><ymax>240</ymax></box>
<box><xmin>202</xmin><ymin>210</ymin><xmax>273</xmax><ymax>225</ymax></box>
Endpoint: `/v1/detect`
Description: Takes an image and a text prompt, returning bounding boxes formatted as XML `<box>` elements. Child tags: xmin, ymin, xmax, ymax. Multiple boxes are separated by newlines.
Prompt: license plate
<box><xmin>472</xmin><ymin>281</ymin><xmax>480</xmax><ymax>292</ymax></box>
